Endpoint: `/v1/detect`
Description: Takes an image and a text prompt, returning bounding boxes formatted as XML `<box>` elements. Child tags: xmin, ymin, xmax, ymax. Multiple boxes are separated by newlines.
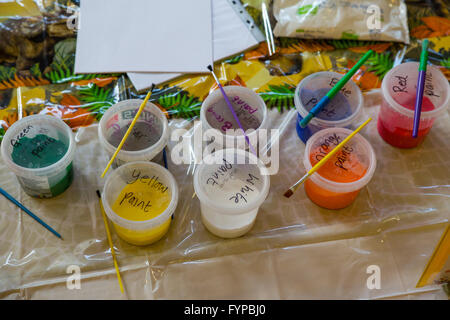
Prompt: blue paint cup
<box><xmin>294</xmin><ymin>72</ymin><xmax>363</xmax><ymax>143</ymax></box>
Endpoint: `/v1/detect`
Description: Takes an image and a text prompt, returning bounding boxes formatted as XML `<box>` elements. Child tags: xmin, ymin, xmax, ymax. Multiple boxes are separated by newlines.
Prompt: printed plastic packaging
<box><xmin>303</xmin><ymin>127</ymin><xmax>376</xmax><ymax>209</ymax></box>
<box><xmin>193</xmin><ymin>148</ymin><xmax>270</xmax><ymax>238</ymax></box>
<box><xmin>378</xmin><ymin>62</ymin><xmax>450</xmax><ymax>148</ymax></box>
<box><xmin>1</xmin><ymin>115</ymin><xmax>76</xmax><ymax>198</ymax></box>
<box><xmin>98</xmin><ymin>99</ymin><xmax>169</xmax><ymax>167</ymax></box>
<box><xmin>273</xmin><ymin>0</ymin><xmax>410</xmax><ymax>43</ymax></box>
<box><xmin>294</xmin><ymin>71</ymin><xmax>363</xmax><ymax>143</ymax></box>
<box><xmin>102</xmin><ymin>161</ymin><xmax>178</xmax><ymax>246</ymax></box>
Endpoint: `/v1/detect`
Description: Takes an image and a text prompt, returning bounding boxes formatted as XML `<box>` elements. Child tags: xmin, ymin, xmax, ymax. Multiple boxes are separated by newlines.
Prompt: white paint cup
<box><xmin>193</xmin><ymin>148</ymin><xmax>270</xmax><ymax>238</ymax></box>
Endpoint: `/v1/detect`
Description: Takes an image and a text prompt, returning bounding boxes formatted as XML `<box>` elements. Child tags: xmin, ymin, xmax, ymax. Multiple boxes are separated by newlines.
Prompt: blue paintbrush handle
<box><xmin>0</xmin><ymin>187</ymin><xmax>62</xmax><ymax>239</ymax></box>
<box><xmin>299</xmin><ymin>96</ymin><xmax>330</xmax><ymax>128</ymax></box>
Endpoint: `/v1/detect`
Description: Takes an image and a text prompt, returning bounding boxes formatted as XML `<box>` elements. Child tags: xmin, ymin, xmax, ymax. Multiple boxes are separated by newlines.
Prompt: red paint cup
<box><xmin>378</xmin><ymin>62</ymin><xmax>449</xmax><ymax>148</ymax></box>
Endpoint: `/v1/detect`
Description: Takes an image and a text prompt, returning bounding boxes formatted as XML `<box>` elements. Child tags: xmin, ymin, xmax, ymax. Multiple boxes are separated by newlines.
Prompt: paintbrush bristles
<box><xmin>283</xmin><ymin>173</ymin><xmax>309</xmax><ymax>198</ymax></box>
<box><xmin>283</xmin><ymin>189</ymin><xmax>294</xmax><ymax>198</ymax></box>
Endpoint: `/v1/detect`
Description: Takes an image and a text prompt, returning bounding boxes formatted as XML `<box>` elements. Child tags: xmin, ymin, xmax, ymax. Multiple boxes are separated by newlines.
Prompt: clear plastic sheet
<box><xmin>0</xmin><ymin>0</ymin><xmax>449</xmax><ymax>299</ymax></box>
<box><xmin>1</xmin><ymin>89</ymin><xmax>449</xmax><ymax>298</ymax></box>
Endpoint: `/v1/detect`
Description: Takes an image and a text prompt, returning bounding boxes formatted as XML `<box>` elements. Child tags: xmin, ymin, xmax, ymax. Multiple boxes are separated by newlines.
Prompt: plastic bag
<box><xmin>272</xmin><ymin>0</ymin><xmax>410</xmax><ymax>43</ymax></box>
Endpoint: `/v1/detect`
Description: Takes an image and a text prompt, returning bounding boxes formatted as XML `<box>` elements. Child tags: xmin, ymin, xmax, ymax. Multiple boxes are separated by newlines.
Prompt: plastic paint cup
<box><xmin>98</xmin><ymin>99</ymin><xmax>169</xmax><ymax>168</ymax></box>
<box><xmin>378</xmin><ymin>62</ymin><xmax>450</xmax><ymax>148</ymax></box>
<box><xmin>200</xmin><ymin>86</ymin><xmax>268</xmax><ymax>151</ymax></box>
<box><xmin>294</xmin><ymin>72</ymin><xmax>363</xmax><ymax>143</ymax></box>
<box><xmin>193</xmin><ymin>148</ymin><xmax>270</xmax><ymax>238</ymax></box>
<box><xmin>102</xmin><ymin>161</ymin><xmax>178</xmax><ymax>246</ymax></box>
<box><xmin>303</xmin><ymin>127</ymin><xmax>376</xmax><ymax>210</ymax></box>
<box><xmin>1</xmin><ymin>115</ymin><xmax>76</xmax><ymax>198</ymax></box>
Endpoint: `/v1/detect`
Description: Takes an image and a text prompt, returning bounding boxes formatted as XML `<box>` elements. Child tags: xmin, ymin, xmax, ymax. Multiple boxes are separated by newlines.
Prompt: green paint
<box><xmin>11</xmin><ymin>134</ymin><xmax>67</xmax><ymax>168</ymax></box>
<box><xmin>419</xmin><ymin>39</ymin><xmax>429</xmax><ymax>71</ymax></box>
<box><xmin>297</xmin><ymin>4</ymin><xmax>318</xmax><ymax>15</ymax></box>
<box><xmin>341</xmin><ymin>31</ymin><xmax>359</xmax><ymax>40</ymax></box>
<box><xmin>49</xmin><ymin>162</ymin><xmax>73</xmax><ymax>197</ymax></box>
<box><xmin>11</xmin><ymin>134</ymin><xmax>73</xmax><ymax>198</ymax></box>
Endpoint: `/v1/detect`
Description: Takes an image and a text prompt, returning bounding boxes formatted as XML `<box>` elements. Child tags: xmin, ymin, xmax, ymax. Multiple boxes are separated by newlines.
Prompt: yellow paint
<box><xmin>112</xmin><ymin>218</ymin><xmax>171</xmax><ymax>246</ymax></box>
<box><xmin>111</xmin><ymin>178</ymin><xmax>172</xmax><ymax>246</ymax></box>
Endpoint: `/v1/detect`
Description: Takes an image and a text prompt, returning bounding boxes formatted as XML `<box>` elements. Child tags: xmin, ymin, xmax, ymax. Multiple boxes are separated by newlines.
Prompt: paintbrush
<box><xmin>96</xmin><ymin>190</ymin><xmax>124</xmax><ymax>294</ymax></box>
<box><xmin>101</xmin><ymin>84</ymin><xmax>155</xmax><ymax>178</ymax></box>
<box><xmin>284</xmin><ymin>117</ymin><xmax>372</xmax><ymax>198</ymax></box>
<box><xmin>412</xmin><ymin>39</ymin><xmax>429</xmax><ymax>138</ymax></box>
<box><xmin>207</xmin><ymin>65</ymin><xmax>257</xmax><ymax>155</ymax></box>
<box><xmin>0</xmin><ymin>186</ymin><xmax>62</xmax><ymax>239</ymax></box>
<box><xmin>299</xmin><ymin>50</ymin><xmax>373</xmax><ymax>128</ymax></box>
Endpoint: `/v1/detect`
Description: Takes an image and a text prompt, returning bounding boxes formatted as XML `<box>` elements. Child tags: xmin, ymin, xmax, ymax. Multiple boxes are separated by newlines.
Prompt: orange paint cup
<box><xmin>303</xmin><ymin>127</ymin><xmax>376</xmax><ymax>209</ymax></box>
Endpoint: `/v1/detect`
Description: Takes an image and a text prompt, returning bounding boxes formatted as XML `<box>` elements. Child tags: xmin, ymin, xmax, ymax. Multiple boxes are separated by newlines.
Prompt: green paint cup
<box><xmin>1</xmin><ymin>115</ymin><xmax>76</xmax><ymax>198</ymax></box>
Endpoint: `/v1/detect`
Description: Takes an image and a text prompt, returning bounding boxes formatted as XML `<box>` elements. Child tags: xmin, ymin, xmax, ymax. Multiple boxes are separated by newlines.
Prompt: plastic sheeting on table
<box><xmin>0</xmin><ymin>88</ymin><xmax>449</xmax><ymax>298</ymax></box>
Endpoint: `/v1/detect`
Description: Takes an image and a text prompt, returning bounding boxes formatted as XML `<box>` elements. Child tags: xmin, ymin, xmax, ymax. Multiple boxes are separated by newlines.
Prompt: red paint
<box><xmin>394</xmin><ymin>93</ymin><xmax>435</xmax><ymax>112</ymax></box>
<box><xmin>377</xmin><ymin>94</ymin><xmax>436</xmax><ymax>148</ymax></box>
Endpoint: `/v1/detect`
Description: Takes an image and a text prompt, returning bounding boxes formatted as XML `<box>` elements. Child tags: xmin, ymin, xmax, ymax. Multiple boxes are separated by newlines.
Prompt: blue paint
<box><xmin>299</xmin><ymin>95</ymin><xmax>331</xmax><ymax>128</ymax></box>
<box><xmin>296</xmin><ymin>114</ymin><xmax>318</xmax><ymax>143</ymax></box>
<box><xmin>296</xmin><ymin>88</ymin><xmax>353</xmax><ymax>143</ymax></box>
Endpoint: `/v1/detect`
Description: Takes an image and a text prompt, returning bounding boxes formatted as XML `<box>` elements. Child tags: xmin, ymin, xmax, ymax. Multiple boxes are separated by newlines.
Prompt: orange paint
<box><xmin>305</xmin><ymin>146</ymin><xmax>367</xmax><ymax>209</ymax></box>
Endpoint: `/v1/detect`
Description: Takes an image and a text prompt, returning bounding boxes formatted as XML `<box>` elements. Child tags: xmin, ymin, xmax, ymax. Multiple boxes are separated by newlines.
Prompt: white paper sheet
<box><xmin>127</xmin><ymin>0</ymin><xmax>264</xmax><ymax>91</ymax></box>
<box><xmin>74</xmin><ymin>0</ymin><xmax>213</xmax><ymax>74</ymax></box>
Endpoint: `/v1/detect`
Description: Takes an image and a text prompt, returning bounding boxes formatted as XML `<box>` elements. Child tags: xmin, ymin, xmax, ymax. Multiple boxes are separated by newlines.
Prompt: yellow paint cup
<box><xmin>102</xmin><ymin>161</ymin><xmax>178</xmax><ymax>246</ymax></box>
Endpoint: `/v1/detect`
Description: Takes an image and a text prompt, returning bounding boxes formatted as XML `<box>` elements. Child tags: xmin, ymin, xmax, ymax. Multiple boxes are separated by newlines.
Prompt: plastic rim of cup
<box><xmin>102</xmin><ymin>161</ymin><xmax>178</xmax><ymax>231</ymax></box>
<box><xmin>0</xmin><ymin>114</ymin><xmax>76</xmax><ymax>179</ymax></box>
<box><xmin>381</xmin><ymin>61</ymin><xmax>450</xmax><ymax>119</ymax></box>
<box><xmin>98</xmin><ymin>99</ymin><xmax>169</xmax><ymax>162</ymax></box>
<box><xmin>200</xmin><ymin>85</ymin><xmax>268</xmax><ymax>146</ymax></box>
<box><xmin>193</xmin><ymin>148</ymin><xmax>270</xmax><ymax>215</ymax></box>
<box><xmin>303</xmin><ymin>127</ymin><xmax>377</xmax><ymax>194</ymax></box>
<box><xmin>294</xmin><ymin>71</ymin><xmax>363</xmax><ymax>128</ymax></box>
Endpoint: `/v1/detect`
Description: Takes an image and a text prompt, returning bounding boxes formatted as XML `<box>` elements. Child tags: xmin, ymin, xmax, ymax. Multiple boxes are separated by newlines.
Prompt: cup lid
<box><xmin>200</xmin><ymin>86</ymin><xmax>268</xmax><ymax>140</ymax></box>
<box><xmin>0</xmin><ymin>114</ymin><xmax>75</xmax><ymax>176</ymax></box>
<box><xmin>98</xmin><ymin>99</ymin><xmax>169</xmax><ymax>161</ymax></box>
<box><xmin>193</xmin><ymin>148</ymin><xmax>270</xmax><ymax>215</ymax></box>
<box><xmin>294</xmin><ymin>71</ymin><xmax>363</xmax><ymax>127</ymax></box>
<box><xmin>303</xmin><ymin>127</ymin><xmax>376</xmax><ymax>193</ymax></box>
<box><xmin>381</xmin><ymin>62</ymin><xmax>450</xmax><ymax>118</ymax></box>
<box><xmin>102</xmin><ymin>161</ymin><xmax>178</xmax><ymax>230</ymax></box>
